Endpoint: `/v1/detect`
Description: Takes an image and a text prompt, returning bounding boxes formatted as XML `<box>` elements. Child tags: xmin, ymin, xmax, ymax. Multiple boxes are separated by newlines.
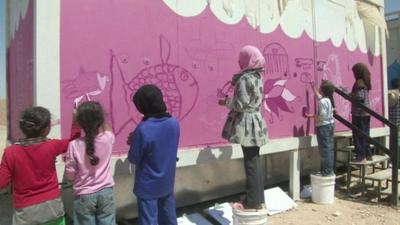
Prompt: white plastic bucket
<box><xmin>232</xmin><ymin>208</ymin><xmax>268</xmax><ymax>225</ymax></box>
<box><xmin>310</xmin><ymin>174</ymin><xmax>335</xmax><ymax>204</ymax></box>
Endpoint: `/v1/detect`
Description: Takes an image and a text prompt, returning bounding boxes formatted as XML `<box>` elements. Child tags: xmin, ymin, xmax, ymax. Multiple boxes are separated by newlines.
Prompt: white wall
<box><xmin>34</xmin><ymin>0</ymin><xmax>61</xmax><ymax>138</ymax></box>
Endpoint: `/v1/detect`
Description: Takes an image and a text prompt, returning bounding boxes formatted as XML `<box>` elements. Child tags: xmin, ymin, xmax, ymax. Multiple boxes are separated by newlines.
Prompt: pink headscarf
<box><xmin>238</xmin><ymin>45</ymin><xmax>265</xmax><ymax>72</ymax></box>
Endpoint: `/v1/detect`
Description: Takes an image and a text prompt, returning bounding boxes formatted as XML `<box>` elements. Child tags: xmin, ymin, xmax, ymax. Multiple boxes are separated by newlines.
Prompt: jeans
<box><xmin>352</xmin><ymin>116</ymin><xmax>372</xmax><ymax>160</ymax></box>
<box><xmin>242</xmin><ymin>146</ymin><xmax>265</xmax><ymax>209</ymax></box>
<box><xmin>73</xmin><ymin>188</ymin><xmax>116</xmax><ymax>225</ymax></box>
<box><xmin>136</xmin><ymin>192</ymin><xmax>177</xmax><ymax>225</ymax></box>
<box><xmin>316</xmin><ymin>124</ymin><xmax>335</xmax><ymax>176</ymax></box>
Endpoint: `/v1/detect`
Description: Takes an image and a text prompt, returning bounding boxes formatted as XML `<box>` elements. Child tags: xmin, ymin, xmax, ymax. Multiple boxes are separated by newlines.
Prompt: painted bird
<box><xmin>62</xmin><ymin>67</ymin><xmax>109</xmax><ymax>105</ymax></box>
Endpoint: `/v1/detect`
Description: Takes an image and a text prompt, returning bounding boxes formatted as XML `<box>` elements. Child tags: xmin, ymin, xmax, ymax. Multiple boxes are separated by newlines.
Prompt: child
<box><xmin>219</xmin><ymin>45</ymin><xmax>268</xmax><ymax>211</ymax></box>
<box><xmin>305</xmin><ymin>80</ymin><xmax>335</xmax><ymax>176</ymax></box>
<box><xmin>351</xmin><ymin>63</ymin><xmax>372</xmax><ymax>162</ymax></box>
<box><xmin>64</xmin><ymin>101</ymin><xmax>116</xmax><ymax>225</ymax></box>
<box><xmin>128</xmin><ymin>84</ymin><xmax>180</xmax><ymax>225</ymax></box>
<box><xmin>0</xmin><ymin>106</ymin><xmax>80</xmax><ymax>225</ymax></box>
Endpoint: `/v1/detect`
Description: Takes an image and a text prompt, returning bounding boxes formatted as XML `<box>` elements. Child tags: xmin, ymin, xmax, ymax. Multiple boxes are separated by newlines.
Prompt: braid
<box><xmin>76</xmin><ymin>101</ymin><xmax>105</xmax><ymax>166</ymax></box>
<box><xmin>84</xmin><ymin>126</ymin><xmax>99</xmax><ymax>166</ymax></box>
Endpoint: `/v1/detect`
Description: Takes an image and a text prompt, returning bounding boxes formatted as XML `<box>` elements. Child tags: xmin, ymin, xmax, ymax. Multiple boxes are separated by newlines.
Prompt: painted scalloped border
<box><xmin>162</xmin><ymin>0</ymin><xmax>382</xmax><ymax>56</ymax></box>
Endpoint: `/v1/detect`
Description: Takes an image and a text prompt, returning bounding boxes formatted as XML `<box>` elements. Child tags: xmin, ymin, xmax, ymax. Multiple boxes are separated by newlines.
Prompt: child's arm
<box><xmin>63</xmin><ymin>111</ymin><xmax>80</xmax><ymax>181</ymax></box>
<box><xmin>304</xmin><ymin>113</ymin><xmax>317</xmax><ymax>119</ymax></box>
<box><xmin>220</xmin><ymin>78</ymin><xmax>253</xmax><ymax>111</ymax></box>
<box><xmin>52</xmin><ymin>113</ymin><xmax>81</xmax><ymax>156</ymax></box>
<box><xmin>310</xmin><ymin>82</ymin><xmax>322</xmax><ymax>99</ymax></box>
<box><xmin>127</xmin><ymin>128</ymin><xmax>146</xmax><ymax>165</ymax></box>
<box><xmin>0</xmin><ymin>150</ymin><xmax>11</xmax><ymax>190</ymax></box>
<box><xmin>64</xmin><ymin>144</ymin><xmax>77</xmax><ymax>181</ymax></box>
<box><xmin>305</xmin><ymin>82</ymin><xmax>322</xmax><ymax>120</ymax></box>
<box><xmin>101</xmin><ymin>123</ymin><xmax>113</xmax><ymax>132</ymax></box>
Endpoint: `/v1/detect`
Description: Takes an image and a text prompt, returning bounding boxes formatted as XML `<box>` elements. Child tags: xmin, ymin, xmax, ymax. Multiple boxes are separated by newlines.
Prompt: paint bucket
<box><xmin>232</xmin><ymin>207</ymin><xmax>268</xmax><ymax>225</ymax></box>
<box><xmin>310</xmin><ymin>174</ymin><xmax>335</xmax><ymax>204</ymax></box>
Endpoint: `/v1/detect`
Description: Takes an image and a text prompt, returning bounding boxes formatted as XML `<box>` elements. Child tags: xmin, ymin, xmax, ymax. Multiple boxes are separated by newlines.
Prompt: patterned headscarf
<box><xmin>238</xmin><ymin>45</ymin><xmax>266</xmax><ymax>72</ymax></box>
<box><xmin>133</xmin><ymin>84</ymin><xmax>171</xmax><ymax>121</ymax></box>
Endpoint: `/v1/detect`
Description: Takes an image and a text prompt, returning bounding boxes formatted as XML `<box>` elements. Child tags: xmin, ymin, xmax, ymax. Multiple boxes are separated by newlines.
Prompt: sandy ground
<box><xmin>268</xmin><ymin>196</ymin><xmax>400</xmax><ymax>225</ymax></box>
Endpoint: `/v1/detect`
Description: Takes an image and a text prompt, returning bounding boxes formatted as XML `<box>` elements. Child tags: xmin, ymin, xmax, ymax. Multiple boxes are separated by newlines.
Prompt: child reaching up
<box><xmin>128</xmin><ymin>84</ymin><xmax>180</xmax><ymax>225</ymax></box>
<box><xmin>64</xmin><ymin>101</ymin><xmax>116</xmax><ymax>225</ymax></box>
<box><xmin>305</xmin><ymin>80</ymin><xmax>335</xmax><ymax>176</ymax></box>
<box><xmin>0</xmin><ymin>106</ymin><xmax>80</xmax><ymax>225</ymax></box>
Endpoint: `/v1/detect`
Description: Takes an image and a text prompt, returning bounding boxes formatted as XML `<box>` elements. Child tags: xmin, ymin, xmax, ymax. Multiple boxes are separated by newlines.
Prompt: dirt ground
<box><xmin>268</xmin><ymin>196</ymin><xmax>400</xmax><ymax>225</ymax></box>
<box><xmin>264</xmin><ymin>172</ymin><xmax>400</xmax><ymax>225</ymax></box>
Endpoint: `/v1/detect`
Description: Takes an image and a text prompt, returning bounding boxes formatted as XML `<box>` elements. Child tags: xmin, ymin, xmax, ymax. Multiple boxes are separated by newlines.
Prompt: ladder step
<box><xmin>365</xmin><ymin>168</ymin><xmax>394</xmax><ymax>181</ymax></box>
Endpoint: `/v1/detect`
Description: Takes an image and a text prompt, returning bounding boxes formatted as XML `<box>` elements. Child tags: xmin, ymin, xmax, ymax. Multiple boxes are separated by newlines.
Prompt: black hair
<box><xmin>391</xmin><ymin>78</ymin><xmax>400</xmax><ymax>89</ymax></box>
<box><xmin>76</xmin><ymin>101</ymin><xmax>104</xmax><ymax>166</ymax></box>
<box><xmin>19</xmin><ymin>106</ymin><xmax>51</xmax><ymax>138</ymax></box>
<box><xmin>320</xmin><ymin>80</ymin><xmax>336</xmax><ymax>108</ymax></box>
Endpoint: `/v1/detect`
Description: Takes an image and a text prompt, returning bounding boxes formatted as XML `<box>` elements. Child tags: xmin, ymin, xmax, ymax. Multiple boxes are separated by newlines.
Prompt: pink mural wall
<box><xmin>7</xmin><ymin>1</ymin><xmax>34</xmax><ymax>141</ymax></box>
<box><xmin>60</xmin><ymin>0</ymin><xmax>384</xmax><ymax>153</ymax></box>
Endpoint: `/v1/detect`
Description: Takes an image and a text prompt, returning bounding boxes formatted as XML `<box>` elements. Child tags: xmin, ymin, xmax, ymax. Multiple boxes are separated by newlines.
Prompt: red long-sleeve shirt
<box><xmin>0</xmin><ymin>126</ymin><xmax>80</xmax><ymax>209</ymax></box>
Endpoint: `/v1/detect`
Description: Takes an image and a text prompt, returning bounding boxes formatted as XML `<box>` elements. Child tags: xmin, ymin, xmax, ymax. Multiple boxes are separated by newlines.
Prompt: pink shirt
<box><xmin>64</xmin><ymin>131</ymin><xmax>115</xmax><ymax>196</ymax></box>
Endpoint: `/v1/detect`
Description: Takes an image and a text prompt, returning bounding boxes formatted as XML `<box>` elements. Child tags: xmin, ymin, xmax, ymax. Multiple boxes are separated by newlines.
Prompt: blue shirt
<box><xmin>128</xmin><ymin>117</ymin><xmax>180</xmax><ymax>199</ymax></box>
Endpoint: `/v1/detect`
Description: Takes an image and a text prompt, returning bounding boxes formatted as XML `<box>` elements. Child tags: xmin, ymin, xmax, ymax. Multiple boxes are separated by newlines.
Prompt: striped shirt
<box><xmin>351</xmin><ymin>88</ymin><xmax>370</xmax><ymax>116</ymax></box>
<box><xmin>389</xmin><ymin>98</ymin><xmax>400</xmax><ymax>127</ymax></box>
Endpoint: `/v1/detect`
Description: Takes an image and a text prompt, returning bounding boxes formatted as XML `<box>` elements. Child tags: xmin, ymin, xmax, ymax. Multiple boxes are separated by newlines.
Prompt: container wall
<box><xmin>60</xmin><ymin>0</ymin><xmax>384</xmax><ymax>153</ymax></box>
<box><xmin>6</xmin><ymin>0</ymin><xmax>34</xmax><ymax>141</ymax></box>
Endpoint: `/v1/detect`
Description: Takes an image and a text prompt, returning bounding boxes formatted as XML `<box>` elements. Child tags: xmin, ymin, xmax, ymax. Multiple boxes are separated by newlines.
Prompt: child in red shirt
<box><xmin>0</xmin><ymin>106</ymin><xmax>80</xmax><ymax>225</ymax></box>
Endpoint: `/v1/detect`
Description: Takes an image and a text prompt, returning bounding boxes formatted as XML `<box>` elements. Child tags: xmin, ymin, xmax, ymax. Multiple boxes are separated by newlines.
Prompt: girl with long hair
<box><xmin>64</xmin><ymin>101</ymin><xmax>116</xmax><ymax>225</ymax></box>
<box><xmin>351</xmin><ymin>63</ymin><xmax>373</xmax><ymax>162</ymax></box>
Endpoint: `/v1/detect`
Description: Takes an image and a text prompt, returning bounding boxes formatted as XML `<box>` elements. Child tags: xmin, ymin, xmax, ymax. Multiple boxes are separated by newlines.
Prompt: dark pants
<box><xmin>316</xmin><ymin>124</ymin><xmax>335</xmax><ymax>176</ymax></box>
<box><xmin>352</xmin><ymin>116</ymin><xmax>372</xmax><ymax>160</ymax></box>
<box><xmin>137</xmin><ymin>193</ymin><xmax>177</xmax><ymax>225</ymax></box>
<box><xmin>242</xmin><ymin>146</ymin><xmax>265</xmax><ymax>209</ymax></box>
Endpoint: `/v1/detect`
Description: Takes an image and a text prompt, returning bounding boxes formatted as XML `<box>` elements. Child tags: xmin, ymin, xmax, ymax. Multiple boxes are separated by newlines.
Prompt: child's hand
<box><xmin>127</xmin><ymin>131</ymin><xmax>135</xmax><ymax>146</ymax></box>
<box><xmin>304</xmin><ymin>113</ymin><xmax>314</xmax><ymax>118</ymax></box>
<box><xmin>72</xmin><ymin>109</ymin><xmax>78</xmax><ymax>123</ymax></box>
<box><xmin>218</xmin><ymin>99</ymin><xmax>226</xmax><ymax>106</ymax></box>
<box><xmin>72</xmin><ymin>101</ymin><xmax>78</xmax><ymax>122</ymax></box>
<box><xmin>103</xmin><ymin>123</ymin><xmax>112</xmax><ymax>132</ymax></box>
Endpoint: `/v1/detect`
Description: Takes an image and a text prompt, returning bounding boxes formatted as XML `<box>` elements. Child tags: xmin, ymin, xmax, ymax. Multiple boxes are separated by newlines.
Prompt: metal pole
<box><xmin>390</xmin><ymin>127</ymin><xmax>399</xmax><ymax>206</ymax></box>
